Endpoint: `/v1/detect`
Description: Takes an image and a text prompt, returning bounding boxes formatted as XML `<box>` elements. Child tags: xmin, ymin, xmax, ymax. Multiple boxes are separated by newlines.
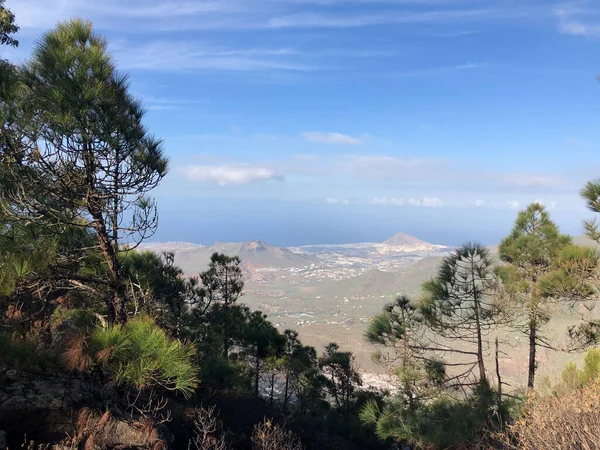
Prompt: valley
<box><xmin>143</xmin><ymin>234</ymin><xmax>452</xmax><ymax>377</ymax></box>
<box><xmin>144</xmin><ymin>234</ymin><xmax>600</xmax><ymax>389</ymax></box>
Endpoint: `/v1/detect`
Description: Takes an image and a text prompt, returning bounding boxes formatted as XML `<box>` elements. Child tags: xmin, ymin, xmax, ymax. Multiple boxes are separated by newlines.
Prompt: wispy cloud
<box><xmin>346</xmin><ymin>155</ymin><xmax>446</xmax><ymax>179</ymax></box>
<box><xmin>113</xmin><ymin>41</ymin><xmax>313</xmax><ymax>73</ymax></box>
<box><xmin>393</xmin><ymin>61</ymin><xmax>489</xmax><ymax>77</ymax></box>
<box><xmin>181</xmin><ymin>165</ymin><xmax>284</xmax><ymax>185</ymax></box>
<box><xmin>266</xmin><ymin>8</ymin><xmax>510</xmax><ymax>29</ymax></box>
<box><xmin>10</xmin><ymin>0</ymin><xmax>546</xmax><ymax>33</ymax></box>
<box><xmin>490</xmin><ymin>173</ymin><xmax>565</xmax><ymax>188</ymax></box>
<box><xmin>301</xmin><ymin>132</ymin><xmax>363</xmax><ymax>145</ymax></box>
<box><xmin>553</xmin><ymin>4</ymin><xmax>600</xmax><ymax>38</ymax></box>
<box><xmin>139</xmin><ymin>95</ymin><xmax>210</xmax><ymax>111</ymax></box>
<box><xmin>8</xmin><ymin>0</ymin><xmax>252</xmax><ymax>31</ymax></box>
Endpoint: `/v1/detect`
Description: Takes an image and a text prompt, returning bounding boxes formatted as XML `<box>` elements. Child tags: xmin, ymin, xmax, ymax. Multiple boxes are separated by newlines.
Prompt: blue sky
<box><xmin>6</xmin><ymin>0</ymin><xmax>600</xmax><ymax>246</ymax></box>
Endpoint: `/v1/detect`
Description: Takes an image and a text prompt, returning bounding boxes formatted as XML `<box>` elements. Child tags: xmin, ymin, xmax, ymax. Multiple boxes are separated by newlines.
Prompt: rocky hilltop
<box><xmin>377</xmin><ymin>232</ymin><xmax>448</xmax><ymax>254</ymax></box>
<box><xmin>382</xmin><ymin>232</ymin><xmax>429</xmax><ymax>246</ymax></box>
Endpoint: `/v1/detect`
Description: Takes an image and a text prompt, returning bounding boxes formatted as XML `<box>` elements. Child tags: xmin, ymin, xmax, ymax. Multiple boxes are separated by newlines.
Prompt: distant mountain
<box><xmin>382</xmin><ymin>233</ymin><xmax>429</xmax><ymax>247</ymax></box>
<box><xmin>141</xmin><ymin>242</ymin><xmax>203</xmax><ymax>251</ymax></box>
<box><xmin>144</xmin><ymin>240</ymin><xmax>317</xmax><ymax>275</ymax></box>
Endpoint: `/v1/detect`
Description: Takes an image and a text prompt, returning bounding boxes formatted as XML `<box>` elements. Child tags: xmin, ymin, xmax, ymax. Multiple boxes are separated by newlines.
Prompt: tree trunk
<box><xmin>283</xmin><ymin>373</ymin><xmax>290</xmax><ymax>414</ymax></box>
<box><xmin>474</xmin><ymin>306</ymin><xmax>487</xmax><ymax>385</ymax></box>
<box><xmin>495</xmin><ymin>336</ymin><xmax>502</xmax><ymax>409</ymax></box>
<box><xmin>269</xmin><ymin>373</ymin><xmax>275</xmax><ymax>407</ymax></box>
<box><xmin>84</xmin><ymin>144</ymin><xmax>127</xmax><ymax>325</ymax></box>
<box><xmin>255</xmin><ymin>354</ymin><xmax>260</xmax><ymax>397</ymax></box>
<box><xmin>113</xmin><ymin>283</ymin><xmax>127</xmax><ymax>324</ymax></box>
<box><xmin>471</xmin><ymin>267</ymin><xmax>487</xmax><ymax>385</ymax></box>
<box><xmin>528</xmin><ymin>319</ymin><xmax>537</xmax><ymax>389</ymax></box>
<box><xmin>329</xmin><ymin>373</ymin><xmax>341</xmax><ymax>409</ymax></box>
<box><xmin>88</xmin><ymin>201</ymin><xmax>127</xmax><ymax>324</ymax></box>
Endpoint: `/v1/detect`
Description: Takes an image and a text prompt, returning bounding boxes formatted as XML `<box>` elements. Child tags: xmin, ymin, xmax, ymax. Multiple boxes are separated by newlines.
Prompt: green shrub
<box><xmin>0</xmin><ymin>333</ymin><xmax>49</xmax><ymax>368</ymax></box>
<box><xmin>64</xmin><ymin>315</ymin><xmax>198</xmax><ymax>397</ymax></box>
<box><xmin>560</xmin><ymin>348</ymin><xmax>600</xmax><ymax>389</ymax></box>
<box><xmin>361</xmin><ymin>387</ymin><xmax>507</xmax><ymax>449</ymax></box>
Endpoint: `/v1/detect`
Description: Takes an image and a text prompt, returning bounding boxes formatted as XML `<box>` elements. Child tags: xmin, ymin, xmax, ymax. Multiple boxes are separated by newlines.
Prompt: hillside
<box><xmin>314</xmin><ymin>255</ymin><xmax>442</xmax><ymax>299</ymax></box>
<box><xmin>573</xmin><ymin>235</ymin><xmax>600</xmax><ymax>249</ymax></box>
<box><xmin>147</xmin><ymin>240</ymin><xmax>317</xmax><ymax>275</ymax></box>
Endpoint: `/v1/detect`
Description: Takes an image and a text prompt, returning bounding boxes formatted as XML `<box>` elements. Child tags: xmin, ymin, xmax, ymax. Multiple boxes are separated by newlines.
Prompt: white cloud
<box><xmin>409</xmin><ymin>197</ymin><xmax>443</xmax><ymax>207</ymax></box>
<box><xmin>372</xmin><ymin>196</ymin><xmax>442</xmax><ymax>207</ymax></box>
<box><xmin>472</xmin><ymin>199</ymin><xmax>485</xmax><ymax>207</ymax></box>
<box><xmin>325</xmin><ymin>197</ymin><xmax>349</xmax><ymax>204</ymax></box>
<box><xmin>508</xmin><ymin>200</ymin><xmax>520</xmax><ymax>210</ymax></box>
<box><xmin>181</xmin><ymin>165</ymin><xmax>283</xmax><ymax>185</ymax></box>
<box><xmin>372</xmin><ymin>197</ymin><xmax>404</xmax><ymax>205</ymax></box>
<box><xmin>301</xmin><ymin>132</ymin><xmax>362</xmax><ymax>146</ymax></box>
<box><xmin>554</xmin><ymin>5</ymin><xmax>600</xmax><ymax>38</ymax></box>
<box><xmin>533</xmin><ymin>199</ymin><xmax>558</xmax><ymax>210</ymax></box>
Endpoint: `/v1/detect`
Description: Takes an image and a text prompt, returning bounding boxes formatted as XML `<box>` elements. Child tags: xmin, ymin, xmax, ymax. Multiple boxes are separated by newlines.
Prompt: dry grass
<box><xmin>251</xmin><ymin>419</ymin><xmax>303</xmax><ymax>450</ymax></box>
<box><xmin>188</xmin><ymin>406</ymin><xmax>229</xmax><ymax>450</ymax></box>
<box><xmin>500</xmin><ymin>382</ymin><xmax>600</xmax><ymax>450</ymax></box>
<box><xmin>62</xmin><ymin>332</ymin><xmax>93</xmax><ymax>372</ymax></box>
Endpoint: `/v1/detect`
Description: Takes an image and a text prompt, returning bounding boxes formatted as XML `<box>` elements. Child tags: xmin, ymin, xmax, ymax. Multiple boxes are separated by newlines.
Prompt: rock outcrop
<box><xmin>0</xmin><ymin>369</ymin><xmax>171</xmax><ymax>449</ymax></box>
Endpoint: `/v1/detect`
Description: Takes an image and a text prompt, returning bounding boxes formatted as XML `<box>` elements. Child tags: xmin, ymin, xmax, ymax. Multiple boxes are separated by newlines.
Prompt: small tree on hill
<box><xmin>366</xmin><ymin>295</ymin><xmax>444</xmax><ymax>409</ymax></box>
<box><xmin>241</xmin><ymin>310</ymin><xmax>286</xmax><ymax>397</ymax></box>
<box><xmin>319</xmin><ymin>342</ymin><xmax>362</xmax><ymax>412</ymax></box>
<box><xmin>200</xmin><ymin>252</ymin><xmax>244</xmax><ymax>307</ymax></box>
<box><xmin>281</xmin><ymin>329</ymin><xmax>319</xmax><ymax>413</ymax></box>
<box><xmin>197</xmin><ymin>252</ymin><xmax>244</xmax><ymax>357</ymax></box>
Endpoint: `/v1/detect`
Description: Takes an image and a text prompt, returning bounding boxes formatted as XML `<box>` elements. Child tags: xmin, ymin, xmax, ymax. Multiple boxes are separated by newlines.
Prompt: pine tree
<box><xmin>319</xmin><ymin>342</ymin><xmax>362</xmax><ymax>412</ymax></box>
<box><xmin>419</xmin><ymin>243</ymin><xmax>504</xmax><ymax>389</ymax></box>
<box><xmin>197</xmin><ymin>252</ymin><xmax>244</xmax><ymax>356</ymax></box>
<box><xmin>2</xmin><ymin>20</ymin><xmax>168</xmax><ymax>323</ymax></box>
<box><xmin>498</xmin><ymin>203</ymin><xmax>571</xmax><ymax>389</ymax></box>
<box><xmin>368</xmin><ymin>244</ymin><xmax>505</xmax><ymax>397</ymax></box>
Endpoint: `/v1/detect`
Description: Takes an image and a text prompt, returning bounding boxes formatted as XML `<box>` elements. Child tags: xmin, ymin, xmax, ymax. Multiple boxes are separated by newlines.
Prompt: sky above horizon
<box><xmin>5</xmin><ymin>0</ymin><xmax>600</xmax><ymax>246</ymax></box>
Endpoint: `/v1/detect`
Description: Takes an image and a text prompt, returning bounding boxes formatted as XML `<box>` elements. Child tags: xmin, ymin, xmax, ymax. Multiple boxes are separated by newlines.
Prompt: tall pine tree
<box><xmin>498</xmin><ymin>203</ymin><xmax>570</xmax><ymax>388</ymax></box>
<box><xmin>2</xmin><ymin>20</ymin><xmax>168</xmax><ymax>323</ymax></box>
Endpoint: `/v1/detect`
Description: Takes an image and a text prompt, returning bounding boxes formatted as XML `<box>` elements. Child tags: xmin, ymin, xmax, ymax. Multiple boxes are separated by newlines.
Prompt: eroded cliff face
<box><xmin>0</xmin><ymin>368</ymin><xmax>172</xmax><ymax>449</ymax></box>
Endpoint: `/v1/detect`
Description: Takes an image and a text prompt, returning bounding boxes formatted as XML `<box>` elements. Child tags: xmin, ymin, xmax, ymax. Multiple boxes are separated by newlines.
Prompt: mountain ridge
<box><xmin>143</xmin><ymin>239</ymin><xmax>317</xmax><ymax>275</ymax></box>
